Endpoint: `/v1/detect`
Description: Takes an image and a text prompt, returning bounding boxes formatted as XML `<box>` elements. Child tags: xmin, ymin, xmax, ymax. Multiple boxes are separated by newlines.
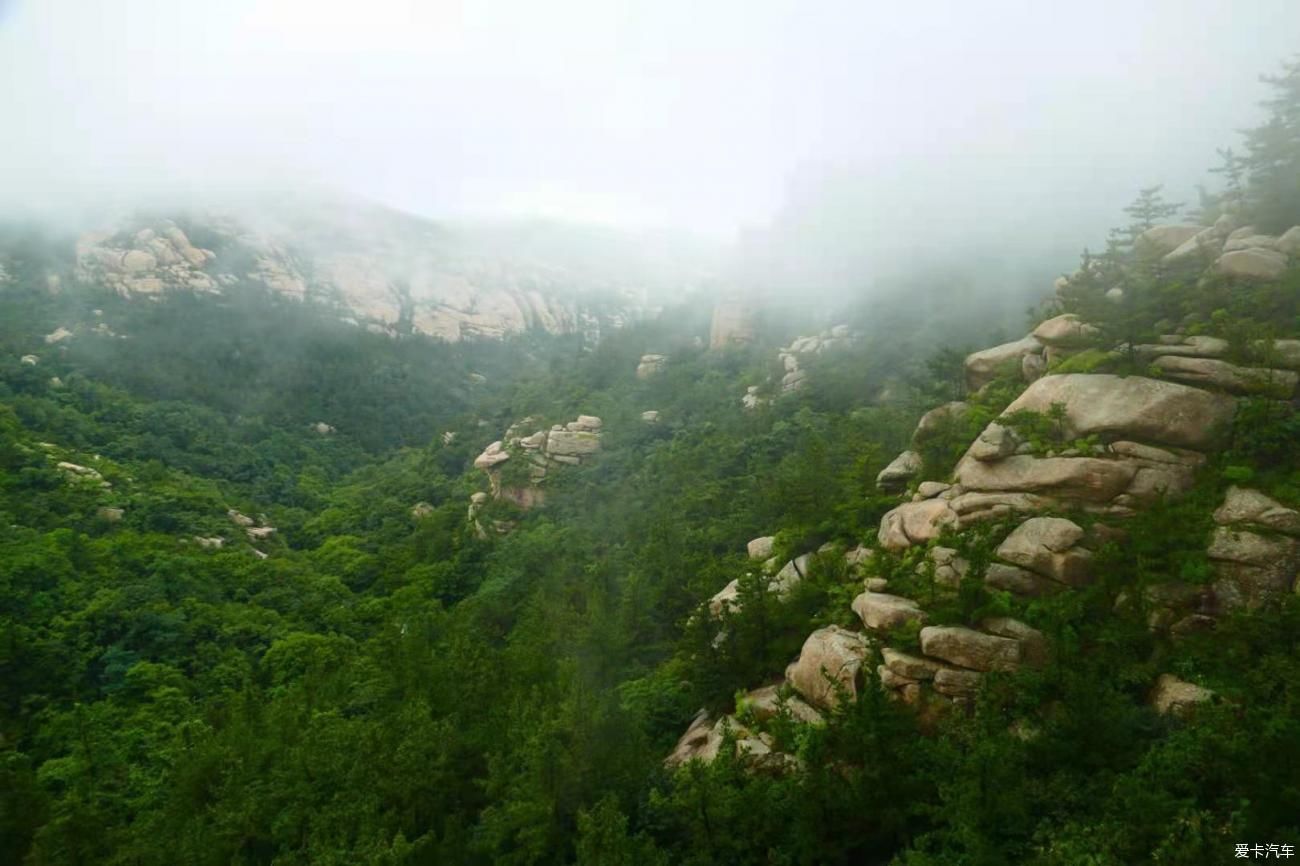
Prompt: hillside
<box><xmin>3</xmin><ymin>58</ymin><xmax>1300</xmax><ymax>866</ymax></box>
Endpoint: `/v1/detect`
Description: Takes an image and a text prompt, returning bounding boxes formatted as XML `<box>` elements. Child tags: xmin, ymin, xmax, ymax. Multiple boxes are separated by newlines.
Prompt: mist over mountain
<box><xmin>4</xmin><ymin>2</ymin><xmax>1300</xmax><ymax>865</ymax></box>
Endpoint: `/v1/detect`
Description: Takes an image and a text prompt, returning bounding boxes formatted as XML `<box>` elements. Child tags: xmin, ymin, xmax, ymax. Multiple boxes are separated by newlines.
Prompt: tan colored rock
<box><xmin>957</xmin><ymin>454</ymin><xmax>1136</xmax><ymax>504</ymax></box>
<box><xmin>1022</xmin><ymin>352</ymin><xmax>1048</xmax><ymax>381</ymax></box>
<box><xmin>772</xmin><ymin>554</ymin><xmax>810</xmax><ymax>595</ymax></box>
<box><xmin>665</xmin><ymin>711</ymin><xmax>722</xmax><ymax>767</ymax></box>
<box><xmin>933</xmin><ymin>668</ymin><xmax>983</xmax><ymax>698</ymax></box>
<box><xmin>569</xmin><ymin>414</ymin><xmax>603</xmax><ymax>432</ymax></box>
<box><xmin>1207</xmin><ymin>527</ymin><xmax>1300</xmax><ymax>610</ymax></box>
<box><xmin>985</xmin><ymin>563</ymin><xmax>1060</xmax><ymax>596</ymax></box>
<box><xmin>1222</xmin><ymin>234</ymin><xmax>1278</xmax><ymax>253</ymax></box>
<box><xmin>1162</xmin><ymin>226</ymin><xmax>1222</xmax><ymax>264</ymax></box>
<box><xmin>1133</xmin><ymin>336</ymin><xmax>1230</xmax><ymax>359</ymax></box>
<box><xmin>980</xmin><ymin>617</ymin><xmax>1050</xmax><ymax>666</ymax></box>
<box><xmin>45</xmin><ymin>327</ymin><xmax>74</xmax><ymax>344</ymax></box>
<box><xmin>967</xmin><ymin>422</ymin><xmax>1019</xmax><ymax>462</ymax></box>
<box><xmin>545</xmin><ymin>430</ymin><xmax>601</xmax><ymax>457</ymax></box>
<box><xmin>474</xmin><ymin>441</ymin><xmax>511</xmax><ymax>469</ymax></box>
<box><xmin>635</xmin><ymin>353</ymin><xmax>667</xmax><ymax>379</ymax></box>
<box><xmin>785</xmin><ymin>626</ymin><xmax>873</xmax><ymax>710</ymax></box>
<box><xmin>882</xmin><ymin>647</ymin><xmax>943</xmax><ymax>680</ymax></box>
<box><xmin>998</xmin><ymin>374</ymin><xmax>1235</xmax><ymax>451</ymax></box>
<box><xmin>709</xmin><ymin>299</ymin><xmax>756</xmax><ymax>349</ymax></box>
<box><xmin>97</xmin><ymin>506</ymin><xmax>125</xmax><ymax>522</ymax></box>
<box><xmin>911</xmin><ymin>402</ymin><xmax>970</xmax><ymax>447</ymax></box>
<box><xmin>1032</xmin><ymin>314</ymin><xmax>1099</xmax><ymax>348</ymax></box>
<box><xmin>738</xmin><ymin>685</ymin><xmax>824</xmax><ymax>725</ymax></box>
<box><xmin>1150</xmin><ymin>355</ymin><xmax>1297</xmax><ymax>397</ymax></box>
<box><xmin>996</xmin><ymin>517</ymin><xmax>1092</xmax><ymax>586</ymax></box>
<box><xmin>747</xmin><ymin>536</ymin><xmax>776</xmax><ymax>560</ymax></box>
<box><xmin>1138</xmin><ymin>224</ymin><xmax>1204</xmax><ymax>254</ymax></box>
<box><xmin>1214</xmin><ymin>486</ymin><xmax>1300</xmax><ymax>535</ymax></box>
<box><xmin>964</xmin><ymin>335</ymin><xmax>1043</xmax><ymax>392</ymax></box>
<box><xmin>1277</xmin><ymin>226</ymin><xmax>1300</xmax><ymax>256</ymax></box>
<box><xmin>1214</xmin><ymin>248</ymin><xmax>1287</xmax><ymax>280</ymax></box>
<box><xmin>640</xmin><ymin>410</ymin><xmax>660</xmax><ymax>423</ymax></box>
<box><xmin>1149</xmin><ymin>674</ymin><xmax>1214</xmax><ymax>717</ymax></box>
<box><xmin>916</xmin><ymin>481</ymin><xmax>952</xmax><ymax>498</ymax></box>
<box><xmin>410</xmin><ymin>502</ymin><xmax>435</xmax><ymax>519</ymax></box>
<box><xmin>876</xmin><ymin>450</ymin><xmax>922</xmax><ymax>491</ymax></box>
<box><xmin>927</xmin><ymin>546</ymin><xmax>971</xmax><ymax>588</ymax></box>
<box><xmin>194</xmin><ymin>536</ymin><xmax>224</xmax><ymax>549</ymax></box>
<box><xmin>852</xmin><ymin>592</ymin><xmax>927</xmax><ymax>632</ymax></box>
<box><xmin>919</xmin><ymin>626</ymin><xmax>1020</xmax><ymax>672</ymax></box>
<box><xmin>878</xmin><ymin>499</ymin><xmax>958</xmax><ymax>551</ymax></box>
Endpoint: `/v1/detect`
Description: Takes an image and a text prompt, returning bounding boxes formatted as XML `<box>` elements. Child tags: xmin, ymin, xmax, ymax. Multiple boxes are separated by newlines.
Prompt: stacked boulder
<box><xmin>75</xmin><ymin>224</ymin><xmax>219</xmax><ymax>297</ymax></box>
<box><xmin>471</xmin><ymin>415</ymin><xmax>603</xmax><ymax>516</ymax></box>
<box><xmin>777</xmin><ymin>325</ymin><xmax>854</xmax><ymax>393</ymax></box>
<box><xmin>1148</xmin><ymin>219</ymin><xmax>1300</xmax><ymax>281</ymax></box>
<box><xmin>636</xmin><ymin>354</ymin><xmax>668</xmax><ymax>379</ymax></box>
<box><xmin>878</xmin><ymin>373</ymin><xmax>1234</xmax><ymax>550</ymax></box>
<box><xmin>1207</xmin><ymin>486</ymin><xmax>1300</xmax><ymax>612</ymax></box>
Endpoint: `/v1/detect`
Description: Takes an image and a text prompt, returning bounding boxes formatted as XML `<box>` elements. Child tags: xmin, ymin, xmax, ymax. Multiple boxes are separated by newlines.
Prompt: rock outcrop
<box><xmin>1207</xmin><ymin>486</ymin><xmax>1300</xmax><ymax>612</ymax></box>
<box><xmin>69</xmin><ymin>199</ymin><xmax>697</xmax><ymax>343</ymax></box>
<box><xmin>636</xmin><ymin>354</ymin><xmax>667</xmax><ymax>379</ymax></box>
<box><xmin>784</xmin><ymin>626</ymin><xmax>873</xmax><ymax>710</ymax></box>
<box><xmin>470</xmin><ymin>415</ymin><xmax>604</xmax><ymax>520</ymax></box>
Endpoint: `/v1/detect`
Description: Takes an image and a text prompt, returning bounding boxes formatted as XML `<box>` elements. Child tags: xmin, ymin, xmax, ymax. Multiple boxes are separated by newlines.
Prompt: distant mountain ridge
<box><xmin>52</xmin><ymin>192</ymin><xmax>721</xmax><ymax>343</ymax></box>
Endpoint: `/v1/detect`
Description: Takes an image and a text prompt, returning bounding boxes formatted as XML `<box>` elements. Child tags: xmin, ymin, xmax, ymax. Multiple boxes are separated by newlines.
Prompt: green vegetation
<box><xmin>3</xmin><ymin>57</ymin><xmax>1300</xmax><ymax>866</ymax></box>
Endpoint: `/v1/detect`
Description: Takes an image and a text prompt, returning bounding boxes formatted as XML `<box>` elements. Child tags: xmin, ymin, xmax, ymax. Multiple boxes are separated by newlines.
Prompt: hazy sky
<box><xmin>2</xmin><ymin>0</ymin><xmax>1297</xmax><ymax>240</ymax></box>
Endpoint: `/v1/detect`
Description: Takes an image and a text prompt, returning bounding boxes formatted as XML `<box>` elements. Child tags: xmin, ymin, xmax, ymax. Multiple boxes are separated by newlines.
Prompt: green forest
<box><xmin>3</xmin><ymin>58</ymin><xmax>1300</xmax><ymax>866</ymax></box>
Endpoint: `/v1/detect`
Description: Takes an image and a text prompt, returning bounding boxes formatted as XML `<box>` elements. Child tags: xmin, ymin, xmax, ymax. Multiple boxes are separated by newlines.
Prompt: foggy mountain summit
<box><xmin>58</xmin><ymin>192</ymin><xmax>719</xmax><ymax>342</ymax></box>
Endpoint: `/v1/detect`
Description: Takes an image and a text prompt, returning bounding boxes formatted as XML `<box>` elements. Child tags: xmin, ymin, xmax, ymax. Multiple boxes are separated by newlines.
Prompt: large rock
<box><xmin>544</xmin><ymin>431</ymin><xmax>602</xmax><ymax>457</ymax></box>
<box><xmin>709</xmin><ymin>299</ymin><xmax>757</xmax><ymax>349</ymax></box>
<box><xmin>747</xmin><ymin>536</ymin><xmax>776</xmax><ymax>560</ymax></box>
<box><xmin>995</xmin><ymin>517</ymin><xmax>1093</xmax><ymax>586</ymax></box>
<box><xmin>1214</xmin><ymin>248</ymin><xmax>1288</xmax><ymax>280</ymax></box>
<box><xmin>1222</xmin><ymin>233</ymin><xmax>1279</xmax><ymax>253</ymax></box>
<box><xmin>876</xmin><ymin>450</ymin><xmax>922</xmax><ymax>492</ymax></box>
<box><xmin>881</xmin><ymin>647</ymin><xmax>943</xmax><ymax>680</ymax></box>
<box><xmin>984</xmin><ymin>562</ymin><xmax>1061</xmax><ymax>597</ymax></box>
<box><xmin>1207</xmin><ymin>527</ymin><xmax>1300</xmax><ymax>611</ymax></box>
<box><xmin>957</xmin><ymin>454</ymin><xmax>1137</xmax><ymax>504</ymax></box>
<box><xmin>964</xmin><ymin>335</ymin><xmax>1043</xmax><ymax>392</ymax></box>
<box><xmin>1214</xmin><ymin>486</ymin><xmax>1300</xmax><ymax>535</ymax></box>
<box><xmin>932</xmin><ymin>668</ymin><xmax>983</xmax><ymax>699</ymax></box>
<box><xmin>997</xmin><ymin>374</ymin><xmax>1235</xmax><ymax>451</ymax></box>
<box><xmin>1138</xmin><ymin>224</ymin><xmax>1204</xmax><ymax>254</ymax></box>
<box><xmin>980</xmin><ymin>617</ymin><xmax>1050</xmax><ymax>666</ymax></box>
<box><xmin>1150</xmin><ymin>355</ymin><xmax>1297</xmax><ymax>397</ymax></box>
<box><xmin>851</xmin><ymin>592</ymin><xmax>927</xmax><ymax>632</ymax></box>
<box><xmin>1162</xmin><ymin>226</ymin><xmax>1223</xmax><ymax>265</ymax></box>
<box><xmin>784</xmin><ymin>626</ymin><xmax>873</xmax><ymax>710</ymax></box>
<box><xmin>967</xmin><ymin>422</ymin><xmax>1019</xmax><ymax>462</ymax></box>
<box><xmin>911</xmin><ymin>402</ymin><xmax>970</xmax><ymax>447</ymax></box>
<box><xmin>1148</xmin><ymin>674</ymin><xmax>1214</xmax><ymax>718</ymax></box>
<box><xmin>738</xmin><ymin>685</ymin><xmax>823</xmax><ymax>725</ymax></box>
<box><xmin>919</xmin><ymin>626</ymin><xmax>1021</xmax><ymax>673</ymax></box>
<box><xmin>636</xmin><ymin>354</ymin><xmax>667</xmax><ymax>379</ymax></box>
<box><xmin>1032</xmin><ymin>314</ymin><xmax>1099</xmax><ymax>348</ymax></box>
<box><xmin>771</xmin><ymin>554</ymin><xmax>811</xmax><ymax>595</ymax></box>
<box><xmin>878</xmin><ymin>499</ymin><xmax>958</xmax><ymax>551</ymax></box>
<box><xmin>1277</xmin><ymin>226</ymin><xmax>1300</xmax><ymax>256</ymax></box>
<box><xmin>665</xmin><ymin>711</ymin><xmax>723</xmax><ymax>767</ymax></box>
<box><xmin>473</xmin><ymin>441</ymin><xmax>511</xmax><ymax>469</ymax></box>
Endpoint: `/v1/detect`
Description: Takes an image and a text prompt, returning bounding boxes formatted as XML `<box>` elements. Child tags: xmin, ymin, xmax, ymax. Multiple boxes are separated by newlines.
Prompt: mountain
<box><xmin>28</xmin><ymin>191</ymin><xmax>720</xmax><ymax>343</ymax></box>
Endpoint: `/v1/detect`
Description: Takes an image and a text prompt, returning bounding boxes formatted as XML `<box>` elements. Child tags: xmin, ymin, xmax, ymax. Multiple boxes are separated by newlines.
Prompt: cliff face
<box><xmin>68</xmin><ymin>195</ymin><xmax>710</xmax><ymax>343</ymax></box>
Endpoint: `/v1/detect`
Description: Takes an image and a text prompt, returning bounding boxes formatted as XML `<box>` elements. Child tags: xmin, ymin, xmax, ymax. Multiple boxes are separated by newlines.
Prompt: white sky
<box><xmin>1</xmin><ymin>0</ymin><xmax>1298</xmax><ymax>238</ymax></box>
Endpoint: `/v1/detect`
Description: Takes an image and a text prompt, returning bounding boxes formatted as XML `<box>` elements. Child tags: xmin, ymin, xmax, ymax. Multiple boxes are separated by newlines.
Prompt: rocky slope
<box><xmin>670</xmin><ymin>215</ymin><xmax>1300</xmax><ymax>769</ymax></box>
<box><xmin>58</xmin><ymin>193</ymin><xmax>715</xmax><ymax>342</ymax></box>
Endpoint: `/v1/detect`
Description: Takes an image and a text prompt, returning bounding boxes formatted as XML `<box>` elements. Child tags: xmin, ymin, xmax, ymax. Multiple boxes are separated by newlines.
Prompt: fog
<box><xmin>2</xmin><ymin>0</ymin><xmax>1297</xmax><ymax>298</ymax></box>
